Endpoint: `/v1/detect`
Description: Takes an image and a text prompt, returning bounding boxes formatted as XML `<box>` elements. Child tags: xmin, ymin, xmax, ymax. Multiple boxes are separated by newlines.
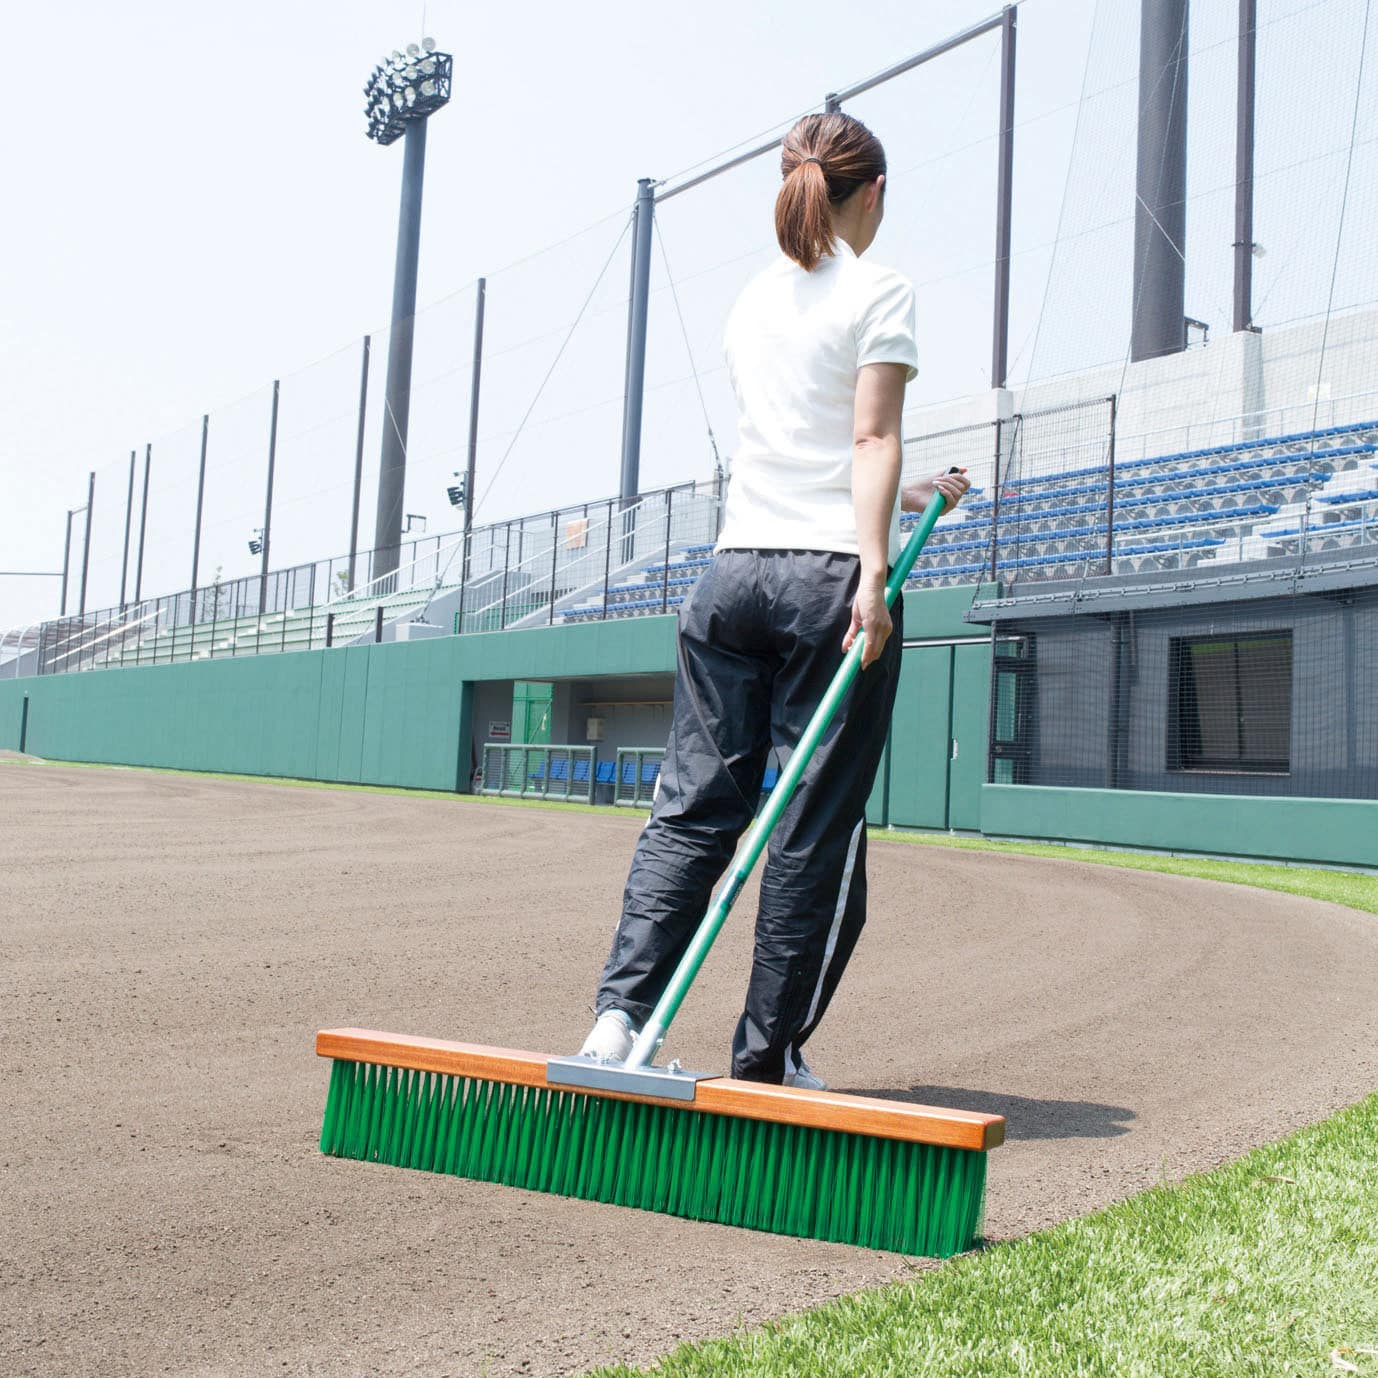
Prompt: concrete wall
<box><xmin>981</xmin><ymin>783</ymin><xmax>1378</xmax><ymax>869</ymax></box>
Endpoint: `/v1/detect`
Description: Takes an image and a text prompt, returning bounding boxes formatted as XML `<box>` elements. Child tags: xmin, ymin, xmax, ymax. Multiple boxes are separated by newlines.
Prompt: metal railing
<box><xmin>614</xmin><ymin>747</ymin><xmax>664</xmax><ymax>807</ymax></box>
<box><xmin>456</xmin><ymin>483</ymin><xmax>720</xmax><ymax>635</ymax></box>
<box><xmin>9</xmin><ymin>477</ymin><xmax>724</xmax><ymax>676</ymax></box>
<box><xmin>480</xmin><ymin>744</ymin><xmax>598</xmax><ymax>803</ymax></box>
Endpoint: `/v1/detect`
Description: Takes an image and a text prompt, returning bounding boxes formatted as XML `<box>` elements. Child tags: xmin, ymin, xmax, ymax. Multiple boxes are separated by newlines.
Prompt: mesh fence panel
<box><xmin>987</xmin><ymin>590</ymin><xmax>1377</xmax><ymax>800</ymax></box>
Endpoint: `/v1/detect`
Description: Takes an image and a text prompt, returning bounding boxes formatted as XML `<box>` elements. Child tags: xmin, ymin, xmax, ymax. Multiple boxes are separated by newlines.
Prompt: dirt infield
<box><xmin>2</xmin><ymin>758</ymin><xmax>1375</xmax><ymax>1377</ymax></box>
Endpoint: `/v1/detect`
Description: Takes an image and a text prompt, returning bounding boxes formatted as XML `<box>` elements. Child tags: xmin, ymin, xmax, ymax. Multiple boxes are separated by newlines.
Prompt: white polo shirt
<box><xmin>715</xmin><ymin>237</ymin><xmax>919</xmax><ymax>564</ymax></box>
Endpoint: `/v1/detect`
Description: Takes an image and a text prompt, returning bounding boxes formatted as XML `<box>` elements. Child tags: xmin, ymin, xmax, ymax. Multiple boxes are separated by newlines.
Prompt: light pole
<box><xmin>364</xmin><ymin>39</ymin><xmax>453</xmax><ymax>589</ymax></box>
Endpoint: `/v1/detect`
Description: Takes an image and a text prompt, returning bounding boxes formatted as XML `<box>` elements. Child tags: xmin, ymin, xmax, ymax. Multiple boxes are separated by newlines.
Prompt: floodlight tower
<box><xmin>364</xmin><ymin>38</ymin><xmax>453</xmax><ymax>587</ymax></box>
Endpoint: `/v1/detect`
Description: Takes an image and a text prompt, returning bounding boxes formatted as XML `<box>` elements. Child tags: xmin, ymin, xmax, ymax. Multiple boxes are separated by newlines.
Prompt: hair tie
<box><xmin>801</xmin><ymin>156</ymin><xmax>824</xmax><ymax>168</ymax></box>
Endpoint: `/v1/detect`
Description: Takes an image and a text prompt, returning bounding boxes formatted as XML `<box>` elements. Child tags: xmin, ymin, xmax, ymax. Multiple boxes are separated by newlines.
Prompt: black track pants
<box><xmin>593</xmin><ymin>548</ymin><xmax>903</xmax><ymax>1083</ymax></box>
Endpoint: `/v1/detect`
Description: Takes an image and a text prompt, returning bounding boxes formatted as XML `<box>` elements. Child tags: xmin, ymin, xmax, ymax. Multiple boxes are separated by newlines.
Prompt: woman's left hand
<box><xmin>900</xmin><ymin>467</ymin><xmax>970</xmax><ymax>514</ymax></box>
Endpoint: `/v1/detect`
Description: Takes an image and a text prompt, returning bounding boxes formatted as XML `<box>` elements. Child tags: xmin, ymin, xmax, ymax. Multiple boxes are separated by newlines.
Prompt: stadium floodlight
<box><xmin>248</xmin><ymin>528</ymin><xmax>264</xmax><ymax>556</ymax></box>
<box><xmin>447</xmin><ymin>474</ymin><xmax>466</xmax><ymax>508</ymax></box>
<box><xmin>364</xmin><ymin>42</ymin><xmax>451</xmax><ymax>145</ymax></box>
<box><xmin>364</xmin><ymin>39</ymin><xmax>453</xmax><ymax>588</ymax></box>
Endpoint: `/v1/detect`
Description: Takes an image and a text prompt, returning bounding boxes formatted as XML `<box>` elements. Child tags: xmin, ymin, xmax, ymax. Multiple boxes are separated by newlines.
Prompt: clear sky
<box><xmin>1</xmin><ymin>0</ymin><xmax>1364</xmax><ymax>628</ymax></box>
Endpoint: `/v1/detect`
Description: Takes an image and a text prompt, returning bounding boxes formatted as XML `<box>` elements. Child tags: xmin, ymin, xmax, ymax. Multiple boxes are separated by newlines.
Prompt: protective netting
<box><xmin>988</xmin><ymin>590</ymin><xmax>1378</xmax><ymax>799</ymax></box>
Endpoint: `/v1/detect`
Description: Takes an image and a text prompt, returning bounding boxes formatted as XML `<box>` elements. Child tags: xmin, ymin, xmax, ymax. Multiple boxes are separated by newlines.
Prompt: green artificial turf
<box><xmin>871</xmin><ymin>829</ymin><xmax>1378</xmax><ymax>918</ymax></box>
<box><xmin>589</xmin><ymin>1092</ymin><xmax>1378</xmax><ymax>1378</ymax></box>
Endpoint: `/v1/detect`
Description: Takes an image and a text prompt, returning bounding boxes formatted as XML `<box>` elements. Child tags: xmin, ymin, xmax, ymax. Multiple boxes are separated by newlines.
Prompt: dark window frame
<box><xmin>1168</xmin><ymin>630</ymin><xmax>1293</xmax><ymax>775</ymax></box>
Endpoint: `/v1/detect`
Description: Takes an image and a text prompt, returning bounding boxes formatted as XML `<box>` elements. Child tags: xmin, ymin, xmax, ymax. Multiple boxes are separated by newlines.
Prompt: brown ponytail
<box><xmin>774</xmin><ymin>113</ymin><xmax>887</xmax><ymax>272</ymax></box>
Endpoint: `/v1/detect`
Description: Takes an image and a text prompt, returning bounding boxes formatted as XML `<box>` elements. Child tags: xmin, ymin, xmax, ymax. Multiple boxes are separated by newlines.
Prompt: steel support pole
<box><xmin>347</xmin><ymin>336</ymin><xmax>371</xmax><ymax>594</ymax></box>
<box><xmin>134</xmin><ymin>444</ymin><xmax>151</xmax><ymax>605</ymax></box>
<box><xmin>1233</xmin><ymin>0</ymin><xmax>1257</xmax><ymax>333</ymax></box>
<box><xmin>654</xmin><ymin>12</ymin><xmax>1004</xmax><ymax>204</ymax></box>
<box><xmin>120</xmin><ymin>450</ymin><xmax>135</xmax><ymax>609</ymax></box>
<box><xmin>373</xmin><ymin>119</ymin><xmax>429</xmax><ymax>587</ymax></box>
<box><xmin>463</xmin><ymin>277</ymin><xmax>486</xmax><ymax>585</ymax></box>
<box><xmin>618</xmin><ymin>179</ymin><xmax>655</xmax><ymax>506</ymax></box>
<box><xmin>190</xmin><ymin>413</ymin><xmax>209</xmax><ymax>614</ymax></box>
<box><xmin>1131</xmin><ymin>0</ymin><xmax>1190</xmax><ymax>362</ymax></box>
<box><xmin>78</xmin><ymin>471</ymin><xmax>94</xmax><ymax>616</ymax></box>
<box><xmin>60</xmin><ymin>511</ymin><xmax>73</xmax><ymax>616</ymax></box>
<box><xmin>991</xmin><ymin>5</ymin><xmax>1017</xmax><ymax>388</ymax></box>
<box><xmin>259</xmin><ymin>381</ymin><xmax>280</xmax><ymax>616</ymax></box>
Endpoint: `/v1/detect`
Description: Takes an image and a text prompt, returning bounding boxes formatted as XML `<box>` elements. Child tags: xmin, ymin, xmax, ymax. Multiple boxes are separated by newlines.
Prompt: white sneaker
<box><xmin>783</xmin><ymin>1051</ymin><xmax>827</xmax><ymax>1091</ymax></box>
<box><xmin>578</xmin><ymin>1009</ymin><xmax>635</xmax><ymax>1062</ymax></box>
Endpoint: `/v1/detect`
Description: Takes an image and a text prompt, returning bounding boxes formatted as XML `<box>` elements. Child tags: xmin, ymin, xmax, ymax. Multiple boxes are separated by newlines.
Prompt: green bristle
<box><xmin>320</xmin><ymin>1059</ymin><xmax>988</xmax><ymax>1256</ymax></box>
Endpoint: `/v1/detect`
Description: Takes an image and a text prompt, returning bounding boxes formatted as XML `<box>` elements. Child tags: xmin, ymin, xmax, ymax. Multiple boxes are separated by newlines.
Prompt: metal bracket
<box><xmin>545</xmin><ymin>1056</ymin><xmax>715</xmax><ymax>1102</ymax></box>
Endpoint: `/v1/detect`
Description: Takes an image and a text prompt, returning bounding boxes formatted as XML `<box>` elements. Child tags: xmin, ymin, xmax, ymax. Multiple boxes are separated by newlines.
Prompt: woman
<box><xmin>579</xmin><ymin>112</ymin><xmax>969</xmax><ymax>1087</ymax></box>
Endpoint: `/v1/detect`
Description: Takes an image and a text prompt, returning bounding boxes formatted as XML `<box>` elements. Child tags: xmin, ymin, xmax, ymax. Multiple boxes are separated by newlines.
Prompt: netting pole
<box><xmin>347</xmin><ymin>336</ymin><xmax>370</xmax><ymax>595</ymax></box>
<box><xmin>463</xmin><ymin>278</ymin><xmax>486</xmax><ymax>587</ymax></box>
<box><xmin>189</xmin><ymin>413</ymin><xmax>209</xmax><ymax>626</ymax></box>
<box><xmin>991</xmin><ymin>4</ymin><xmax>1017</xmax><ymax>389</ymax></box>
<box><xmin>120</xmin><ymin>450</ymin><xmax>135</xmax><ymax>610</ymax></box>
<box><xmin>258</xmin><ymin>380</ymin><xmax>280</xmax><ymax>617</ymax></box>
<box><xmin>619</xmin><ymin>178</ymin><xmax>655</xmax><ymax>506</ymax></box>
<box><xmin>1233</xmin><ymin>0</ymin><xmax>1258</xmax><ymax>334</ymax></box>
<box><xmin>78</xmin><ymin>471</ymin><xmax>94</xmax><ymax>617</ymax></box>
<box><xmin>134</xmin><ymin>443</ymin><xmax>151</xmax><ymax>605</ymax></box>
<box><xmin>59</xmin><ymin>510</ymin><xmax>72</xmax><ymax>616</ymax></box>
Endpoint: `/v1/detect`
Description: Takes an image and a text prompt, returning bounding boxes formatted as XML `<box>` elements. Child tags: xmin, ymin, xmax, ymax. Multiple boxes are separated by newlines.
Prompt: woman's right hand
<box><xmin>843</xmin><ymin>569</ymin><xmax>892</xmax><ymax>669</ymax></box>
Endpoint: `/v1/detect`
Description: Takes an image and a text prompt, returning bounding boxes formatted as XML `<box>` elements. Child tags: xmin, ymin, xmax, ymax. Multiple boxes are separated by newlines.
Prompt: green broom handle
<box><xmin>624</xmin><ymin>481</ymin><xmax>957</xmax><ymax>1069</ymax></box>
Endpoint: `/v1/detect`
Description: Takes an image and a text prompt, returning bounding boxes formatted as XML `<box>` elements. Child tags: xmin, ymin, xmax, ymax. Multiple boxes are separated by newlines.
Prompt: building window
<box><xmin>1170</xmin><ymin>632</ymin><xmax>1292</xmax><ymax>774</ymax></box>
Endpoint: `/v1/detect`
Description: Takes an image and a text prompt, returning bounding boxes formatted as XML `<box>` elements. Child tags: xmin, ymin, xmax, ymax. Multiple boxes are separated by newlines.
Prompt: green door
<box><xmin>886</xmin><ymin>645</ymin><xmax>953</xmax><ymax>829</ymax></box>
<box><xmin>512</xmin><ymin>681</ymin><xmax>553</xmax><ymax>745</ymax></box>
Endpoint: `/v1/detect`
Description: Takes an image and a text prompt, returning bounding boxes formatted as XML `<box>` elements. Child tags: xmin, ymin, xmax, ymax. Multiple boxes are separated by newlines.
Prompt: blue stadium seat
<box><xmin>1320</xmin><ymin>488</ymin><xmax>1378</xmax><ymax>504</ymax></box>
<box><xmin>595</xmin><ymin>761</ymin><xmax>616</xmax><ymax>784</ymax></box>
<box><xmin>572</xmin><ymin>758</ymin><xmax>590</xmax><ymax>784</ymax></box>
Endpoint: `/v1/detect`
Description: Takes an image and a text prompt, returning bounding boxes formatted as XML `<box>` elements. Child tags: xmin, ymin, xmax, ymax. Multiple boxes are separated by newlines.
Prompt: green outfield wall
<box><xmin>979</xmin><ymin>784</ymin><xmax>1377</xmax><ymax>868</ymax></box>
<box><xmin>2</xmin><ymin>585</ymin><xmax>1372</xmax><ymax>868</ymax></box>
